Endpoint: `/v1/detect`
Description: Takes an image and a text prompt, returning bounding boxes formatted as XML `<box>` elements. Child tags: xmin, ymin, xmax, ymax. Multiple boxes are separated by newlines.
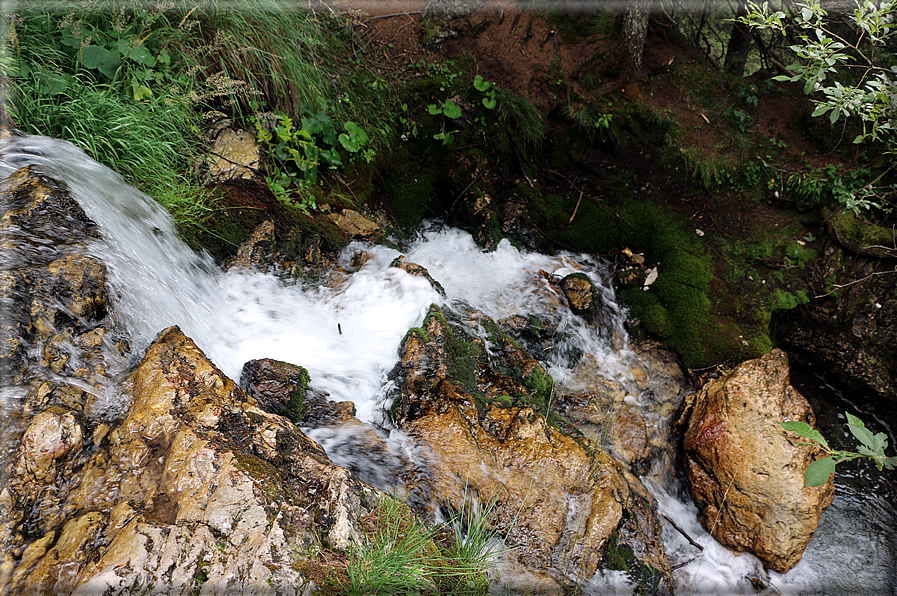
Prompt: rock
<box><xmin>390</xmin><ymin>255</ymin><xmax>446</xmax><ymax>296</ymax></box>
<box><xmin>420</xmin><ymin>0</ymin><xmax>479</xmax><ymax>48</ymax></box>
<box><xmin>553</xmin><ymin>390</ymin><xmax>653</xmax><ymax>474</ymax></box>
<box><xmin>326</xmin><ymin>209</ymin><xmax>382</xmax><ymax>238</ymax></box>
<box><xmin>227</xmin><ymin>220</ymin><xmax>277</xmax><ymax>271</ymax></box>
<box><xmin>2</xmin><ymin>326</ymin><xmax>381</xmax><ymax>594</ymax></box>
<box><xmin>679</xmin><ymin>349</ymin><xmax>834</xmax><ymax>573</ymax></box>
<box><xmin>0</xmin><ymin>166</ymin><xmax>123</xmax><ymax>502</ymax></box>
<box><xmin>560</xmin><ymin>272</ymin><xmax>599</xmax><ymax>320</ymax></box>
<box><xmin>778</xmin><ymin>246</ymin><xmax>897</xmax><ymax>412</ymax></box>
<box><xmin>240</xmin><ymin>357</ymin><xmax>311</xmax><ymax>423</ymax></box>
<box><xmin>241</xmin><ymin>358</ymin><xmax>410</xmax><ymax>489</ymax></box>
<box><xmin>389</xmin><ymin>304</ymin><xmax>671</xmax><ymax>591</ymax></box>
<box><xmin>204</xmin><ymin>125</ymin><xmax>260</xmax><ymax>181</ymax></box>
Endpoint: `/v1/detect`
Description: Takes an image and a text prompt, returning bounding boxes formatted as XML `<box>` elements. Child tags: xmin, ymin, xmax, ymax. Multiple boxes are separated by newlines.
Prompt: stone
<box><xmin>421</xmin><ymin>0</ymin><xmax>479</xmax><ymax>47</ymax></box>
<box><xmin>390</xmin><ymin>255</ymin><xmax>446</xmax><ymax>296</ymax></box>
<box><xmin>240</xmin><ymin>357</ymin><xmax>310</xmax><ymax>423</ymax></box>
<box><xmin>326</xmin><ymin>209</ymin><xmax>382</xmax><ymax>238</ymax></box>
<box><xmin>389</xmin><ymin>303</ymin><xmax>671</xmax><ymax>591</ymax></box>
<box><xmin>205</xmin><ymin>126</ymin><xmax>260</xmax><ymax>181</ymax></box>
<box><xmin>560</xmin><ymin>272</ymin><xmax>598</xmax><ymax>319</ymax></box>
<box><xmin>680</xmin><ymin>349</ymin><xmax>835</xmax><ymax>573</ymax></box>
<box><xmin>227</xmin><ymin>220</ymin><xmax>276</xmax><ymax>270</ymax></box>
<box><xmin>2</xmin><ymin>327</ymin><xmax>382</xmax><ymax>594</ymax></box>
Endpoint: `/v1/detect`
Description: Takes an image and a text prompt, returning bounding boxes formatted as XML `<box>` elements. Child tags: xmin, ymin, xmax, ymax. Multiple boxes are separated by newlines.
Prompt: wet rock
<box><xmin>2</xmin><ymin>327</ymin><xmax>381</xmax><ymax>594</ymax></box>
<box><xmin>226</xmin><ymin>219</ymin><xmax>276</xmax><ymax>270</ymax></box>
<box><xmin>0</xmin><ymin>166</ymin><xmax>124</xmax><ymax>505</ymax></box>
<box><xmin>390</xmin><ymin>255</ymin><xmax>446</xmax><ymax>297</ymax></box>
<box><xmin>0</xmin><ymin>169</ymin><xmax>117</xmax><ymax>385</ymax></box>
<box><xmin>326</xmin><ymin>208</ymin><xmax>383</xmax><ymax>239</ymax></box>
<box><xmin>679</xmin><ymin>349</ymin><xmax>834</xmax><ymax>573</ymax></box>
<box><xmin>560</xmin><ymin>272</ymin><xmax>599</xmax><ymax>320</ymax></box>
<box><xmin>240</xmin><ymin>357</ymin><xmax>311</xmax><ymax>423</ymax></box>
<box><xmin>554</xmin><ymin>389</ymin><xmax>654</xmax><ymax>474</ymax></box>
<box><xmin>390</xmin><ymin>303</ymin><xmax>671</xmax><ymax>591</ymax></box>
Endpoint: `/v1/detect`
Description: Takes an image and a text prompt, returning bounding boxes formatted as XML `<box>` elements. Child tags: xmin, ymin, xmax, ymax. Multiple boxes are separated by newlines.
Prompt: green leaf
<box><xmin>442</xmin><ymin>100</ymin><xmax>462</xmax><ymax>119</ymax></box>
<box><xmin>805</xmin><ymin>456</ymin><xmax>836</xmax><ymax>486</ymax></box>
<box><xmin>117</xmin><ymin>39</ymin><xmax>155</xmax><ymax>67</ymax></box>
<box><xmin>130</xmin><ymin>82</ymin><xmax>153</xmax><ymax>101</ymax></box>
<box><xmin>482</xmin><ymin>96</ymin><xmax>497</xmax><ymax>110</ymax></box>
<box><xmin>427</xmin><ymin>104</ymin><xmax>442</xmax><ymax>115</ymax></box>
<box><xmin>857</xmin><ymin>445</ymin><xmax>876</xmax><ymax>457</ymax></box>
<box><xmin>811</xmin><ymin>104</ymin><xmax>830</xmax><ymax>117</ymax></box>
<box><xmin>853</xmin><ymin>134</ymin><xmax>866</xmax><ymax>144</ymax></box>
<box><xmin>473</xmin><ymin>74</ymin><xmax>491</xmax><ymax>92</ymax></box>
<box><xmin>319</xmin><ymin>147</ymin><xmax>343</xmax><ymax>168</ymax></box>
<box><xmin>338</xmin><ymin>121</ymin><xmax>369</xmax><ymax>153</ymax></box>
<box><xmin>80</xmin><ymin>45</ymin><xmax>121</xmax><ymax>80</ymax></box>
<box><xmin>846</xmin><ymin>412</ymin><xmax>876</xmax><ymax>450</ymax></box>
<box><xmin>15</xmin><ymin>60</ymin><xmax>31</xmax><ymax>78</ymax></box>
<box><xmin>433</xmin><ymin>131</ymin><xmax>455</xmax><ymax>145</ymax></box>
<box><xmin>779</xmin><ymin>420</ymin><xmax>829</xmax><ymax>449</ymax></box>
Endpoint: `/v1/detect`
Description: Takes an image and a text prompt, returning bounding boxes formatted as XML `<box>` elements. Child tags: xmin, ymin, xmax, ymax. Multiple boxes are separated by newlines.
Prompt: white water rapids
<box><xmin>1</xmin><ymin>135</ymin><xmax>894</xmax><ymax>595</ymax></box>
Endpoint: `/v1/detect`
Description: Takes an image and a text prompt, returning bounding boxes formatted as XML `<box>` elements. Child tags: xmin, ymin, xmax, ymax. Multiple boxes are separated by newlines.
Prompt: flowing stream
<box><xmin>1</xmin><ymin>134</ymin><xmax>895</xmax><ymax>595</ymax></box>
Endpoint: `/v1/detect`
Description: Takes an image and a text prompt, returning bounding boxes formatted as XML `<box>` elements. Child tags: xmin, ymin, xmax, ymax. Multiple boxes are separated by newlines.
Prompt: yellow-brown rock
<box><xmin>680</xmin><ymin>349</ymin><xmax>835</xmax><ymax>573</ymax></box>
<box><xmin>326</xmin><ymin>208</ymin><xmax>382</xmax><ymax>238</ymax></box>
<box><xmin>3</xmin><ymin>327</ymin><xmax>381</xmax><ymax>595</ymax></box>
<box><xmin>390</xmin><ymin>304</ymin><xmax>671</xmax><ymax>589</ymax></box>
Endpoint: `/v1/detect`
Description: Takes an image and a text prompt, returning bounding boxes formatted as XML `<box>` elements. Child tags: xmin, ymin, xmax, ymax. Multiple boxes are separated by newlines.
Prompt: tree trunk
<box><xmin>723</xmin><ymin>0</ymin><xmax>752</xmax><ymax>75</ymax></box>
<box><xmin>621</xmin><ymin>0</ymin><xmax>652</xmax><ymax>82</ymax></box>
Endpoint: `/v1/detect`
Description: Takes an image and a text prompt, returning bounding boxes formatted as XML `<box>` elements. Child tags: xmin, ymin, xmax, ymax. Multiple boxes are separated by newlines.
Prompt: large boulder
<box><xmin>2</xmin><ymin>326</ymin><xmax>380</xmax><ymax>595</ymax></box>
<box><xmin>679</xmin><ymin>349</ymin><xmax>835</xmax><ymax>573</ymax></box>
<box><xmin>389</xmin><ymin>303</ymin><xmax>671</xmax><ymax>592</ymax></box>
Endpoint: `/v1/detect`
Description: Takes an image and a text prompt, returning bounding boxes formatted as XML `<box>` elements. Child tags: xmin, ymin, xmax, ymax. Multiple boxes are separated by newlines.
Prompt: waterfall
<box><xmin>1</xmin><ymin>134</ymin><xmax>894</xmax><ymax>595</ymax></box>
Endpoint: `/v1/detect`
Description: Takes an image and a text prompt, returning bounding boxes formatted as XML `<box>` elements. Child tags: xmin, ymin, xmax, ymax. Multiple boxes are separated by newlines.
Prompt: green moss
<box><xmin>603</xmin><ymin>530</ymin><xmax>636</xmax><ymax>572</ymax></box>
<box><xmin>828</xmin><ymin>208</ymin><xmax>897</xmax><ymax>258</ymax></box>
<box><xmin>288</xmin><ymin>365</ymin><xmax>310</xmax><ymax>423</ymax></box>
<box><xmin>424</xmin><ymin>306</ymin><xmax>483</xmax><ymax>399</ymax></box>
<box><xmin>521</xmin><ymin>364</ymin><xmax>556</xmax><ymax>409</ymax></box>
<box><xmin>641</xmin><ymin>303</ymin><xmax>671</xmax><ymax>339</ymax></box>
<box><xmin>602</xmin><ymin>530</ymin><xmax>667</xmax><ymax>595</ymax></box>
<box><xmin>530</xmin><ymin>195</ymin><xmax>725</xmax><ymax>368</ymax></box>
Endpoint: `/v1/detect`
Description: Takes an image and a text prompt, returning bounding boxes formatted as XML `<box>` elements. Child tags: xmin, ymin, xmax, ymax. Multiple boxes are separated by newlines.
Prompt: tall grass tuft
<box><xmin>495</xmin><ymin>89</ymin><xmax>547</xmax><ymax>147</ymax></box>
<box><xmin>346</xmin><ymin>494</ymin><xmax>499</xmax><ymax>595</ymax></box>
<box><xmin>174</xmin><ymin>0</ymin><xmax>336</xmax><ymax>119</ymax></box>
<box><xmin>348</xmin><ymin>495</ymin><xmax>438</xmax><ymax>595</ymax></box>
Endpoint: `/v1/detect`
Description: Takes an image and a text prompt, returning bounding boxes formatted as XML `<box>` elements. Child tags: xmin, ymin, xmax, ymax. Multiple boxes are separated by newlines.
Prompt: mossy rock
<box><xmin>826</xmin><ymin>207</ymin><xmax>897</xmax><ymax>259</ymax></box>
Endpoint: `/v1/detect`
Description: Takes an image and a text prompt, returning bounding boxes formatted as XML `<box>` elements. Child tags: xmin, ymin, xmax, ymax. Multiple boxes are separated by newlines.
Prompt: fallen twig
<box><xmin>662</xmin><ymin>514</ymin><xmax>704</xmax><ymax>552</ymax></box>
<box><xmin>814</xmin><ymin>266</ymin><xmax>897</xmax><ymax>299</ymax></box>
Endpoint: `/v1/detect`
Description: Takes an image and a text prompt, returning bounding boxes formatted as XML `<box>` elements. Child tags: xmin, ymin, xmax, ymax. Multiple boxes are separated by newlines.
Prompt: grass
<box><xmin>339</xmin><ymin>494</ymin><xmax>498</xmax><ymax>595</ymax></box>
<box><xmin>495</xmin><ymin>89</ymin><xmax>547</xmax><ymax>147</ymax></box>
<box><xmin>4</xmin><ymin>1</ymin><xmax>397</xmax><ymax>232</ymax></box>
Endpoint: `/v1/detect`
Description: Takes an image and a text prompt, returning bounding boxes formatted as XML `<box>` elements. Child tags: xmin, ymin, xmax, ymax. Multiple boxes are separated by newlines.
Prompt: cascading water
<box><xmin>1</xmin><ymin>134</ymin><xmax>895</xmax><ymax>595</ymax></box>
